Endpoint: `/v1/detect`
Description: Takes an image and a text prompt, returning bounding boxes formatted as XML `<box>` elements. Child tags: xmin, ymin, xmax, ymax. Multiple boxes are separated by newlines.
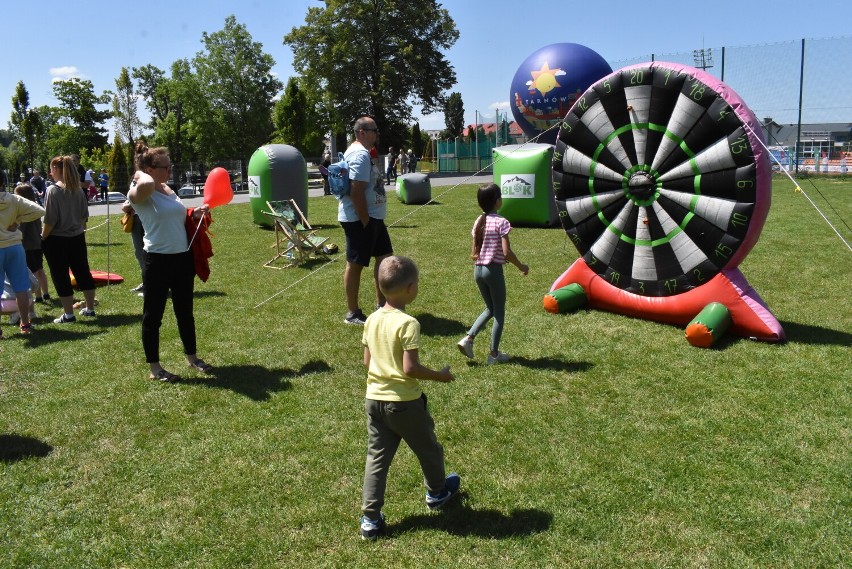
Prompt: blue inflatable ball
<box><xmin>510</xmin><ymin>43</ymin><xmax>612</xmax><ymax>145</ymax></box>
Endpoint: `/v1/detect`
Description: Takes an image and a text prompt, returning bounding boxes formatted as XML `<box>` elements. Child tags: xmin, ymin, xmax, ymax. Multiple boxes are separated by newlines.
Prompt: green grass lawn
<box><xmin>1</xmin><ymin>176</ymin><xmax>850</xmax><ymax>568</ymax></box>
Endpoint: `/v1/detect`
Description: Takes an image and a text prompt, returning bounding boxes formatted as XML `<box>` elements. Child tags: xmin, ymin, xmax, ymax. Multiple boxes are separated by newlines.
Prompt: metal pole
<box><xmin>795</xmin><ymin>38</ymin><xmax>805</xmax><ymax>176</ymax></box>
<box><xmin>475</xmin><ymin>110</ymin><xmax>479</xmax><ymax>173</ymax></box>
<box><xmin>455</xmin><ymin>137</ymin><xmax>459</xmax><ymax>173</ymax></box>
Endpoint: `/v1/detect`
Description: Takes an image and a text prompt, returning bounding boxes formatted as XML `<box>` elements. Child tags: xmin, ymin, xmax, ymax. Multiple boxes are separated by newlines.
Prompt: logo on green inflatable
<box><xmin>501</xmin><ymin>174</ymin><xmax>535</xmax><ymax>198</ymax></box>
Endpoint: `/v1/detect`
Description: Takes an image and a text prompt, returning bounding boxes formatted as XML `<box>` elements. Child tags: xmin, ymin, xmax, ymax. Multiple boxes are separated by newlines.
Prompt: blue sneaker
<box><xmin>425</xmin><ymin>473</ymin><xmax>461</xmax><ymax>510</ymax></box>
<box><xmin>360</xmin><ymin>513</ymin><xmax>385</xmax><ymax>540</ymax></box>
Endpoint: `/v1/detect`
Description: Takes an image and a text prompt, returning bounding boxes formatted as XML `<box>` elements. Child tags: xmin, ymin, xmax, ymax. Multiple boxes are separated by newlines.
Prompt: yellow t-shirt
<box><xmin>361</xmin><ymin>308</ymin><xmax>422</xmax><ymax>401</ymax></box>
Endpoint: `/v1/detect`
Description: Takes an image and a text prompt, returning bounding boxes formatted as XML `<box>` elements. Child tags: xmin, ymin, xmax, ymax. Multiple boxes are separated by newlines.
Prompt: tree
<box><xmin>442</xmin><ymin>92</ymin><xmax>464</xmax><ymax>139</ymax></box>
<box><xmin>284</xmin><ymin>0</ymin><xmax>459</xmax><ymax>151</ymax></box>
<box><xmin>410</xmin><ymin>123</ymin><xmax>423</xmax><ymax>157</ymax></box>
<box><xmin>272</xmin><ymin>76</ymin><xmax>325</xmax><ymax>157</ymax></box>
<box><xmin>134</xmin><ymin>60</ymin><xmax>198</xmax><ymax>165</ymax></box>
<box><xmin>9</xmin><ymin>81</ymin><xmax>43</xmax><ymax>172</ymax></box>
<box><xmin>52</xmin><ymin>78</ymin><xmax>112</xmax><ymax>151</ymax></box>
<box><xmin>112</xmin><ymin>67</ymin><xmax>144</xmax><ymax>145</ymax></box>
<box><xmin>192</xmin><ymin>15</ymin><xmax>282</xmax><ymax>164</ymax></box>
<box><xmin>108</xmin><ymin>134</ymin><xmax>130</xmax><ymax>194</ymax></box>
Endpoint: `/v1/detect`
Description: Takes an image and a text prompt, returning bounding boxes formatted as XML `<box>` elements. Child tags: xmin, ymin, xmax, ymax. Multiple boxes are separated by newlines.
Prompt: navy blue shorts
<box><xmin>341</xmin><ymin>218</ymin><xmax>393</xmax><ymax>267</ymax></box>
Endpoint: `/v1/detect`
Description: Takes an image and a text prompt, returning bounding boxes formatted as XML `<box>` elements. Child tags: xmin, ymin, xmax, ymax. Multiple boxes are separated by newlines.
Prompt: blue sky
<box><xmin>4</xmin><ymin>0</ymin><xmax>851</xmax><ymax>138</ymax></box>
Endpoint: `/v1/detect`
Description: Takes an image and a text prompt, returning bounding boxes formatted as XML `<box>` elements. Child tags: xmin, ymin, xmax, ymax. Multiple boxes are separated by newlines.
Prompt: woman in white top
<box><xmin>128</xmin><ymin>143</ymin><xmax>211</xmax><ymax>382</ymax></box>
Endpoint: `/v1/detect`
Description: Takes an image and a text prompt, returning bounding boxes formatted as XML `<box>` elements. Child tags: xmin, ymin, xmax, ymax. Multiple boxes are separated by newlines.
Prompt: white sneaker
<box><xmin>457</xmin><ymin>336</ymin><xmax>474</xmax><ymax>359</ymax></box>
<box><xmin>486</xmin><ymin>351</ymin><xmax>510</xmax><ymax>365</ymax></box>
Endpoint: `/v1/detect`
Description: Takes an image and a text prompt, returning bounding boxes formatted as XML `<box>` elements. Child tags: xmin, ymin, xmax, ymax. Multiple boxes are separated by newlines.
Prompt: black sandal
<box><xmin>188</xmin><ymin>359</ymin><xmax>214</xmax><ymax>373</ymax></box>
<box><xmin>150</xmin><ymin>369</ymin><xmax>182</xmax><ymax>383</ymax></box>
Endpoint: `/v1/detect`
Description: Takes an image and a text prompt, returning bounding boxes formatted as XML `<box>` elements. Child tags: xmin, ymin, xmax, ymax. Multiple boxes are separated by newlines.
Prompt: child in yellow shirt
<box><xmin>359</xmin><ymin>256</ymin><xmax>460</xmax><ymax>540</ymax></box>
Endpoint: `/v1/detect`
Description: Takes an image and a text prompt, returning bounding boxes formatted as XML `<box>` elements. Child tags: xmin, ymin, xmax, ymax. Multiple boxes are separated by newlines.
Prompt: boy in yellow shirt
<box><xmin>359</xmin><ymin>256</ymin><xmax>460</xmax><ymax>540</ymax></box>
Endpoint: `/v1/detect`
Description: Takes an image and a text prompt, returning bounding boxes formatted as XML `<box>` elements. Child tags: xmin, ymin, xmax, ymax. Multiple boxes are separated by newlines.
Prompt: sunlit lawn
<box><xmin>1</xmin><ymin>176</ymin><xmax>849</xmax><ymax>568</ymax></box>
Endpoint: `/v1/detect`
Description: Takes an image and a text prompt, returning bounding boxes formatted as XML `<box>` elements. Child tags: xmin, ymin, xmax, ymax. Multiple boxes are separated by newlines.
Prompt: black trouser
<box><xmin>131</xmin><ymin>214</ymin><xmax>145</xmax><ymax>277</ymax></box>
<box><xmin>42</xmin><ymin>233</ymin><xmax>95</xmax><ymax>297</ymax></box>
<box><xmin>141</xmin><ymin>250</ymin><xmax>196</xmax><ymax>363</ymax></box>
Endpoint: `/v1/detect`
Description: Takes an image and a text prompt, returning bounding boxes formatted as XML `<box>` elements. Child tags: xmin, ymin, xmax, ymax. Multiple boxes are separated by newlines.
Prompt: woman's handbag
<box><xmin>120</xmin><ymin>212</ymin><xmax>134</xmax><ymax>233</ymax></box>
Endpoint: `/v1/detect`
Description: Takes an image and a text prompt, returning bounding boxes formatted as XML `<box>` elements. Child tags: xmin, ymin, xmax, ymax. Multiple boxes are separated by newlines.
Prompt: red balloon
<box><xmin>203</xmin><ymin>167</ymin><xmax>233</xmax><ymax>208</ymax></box>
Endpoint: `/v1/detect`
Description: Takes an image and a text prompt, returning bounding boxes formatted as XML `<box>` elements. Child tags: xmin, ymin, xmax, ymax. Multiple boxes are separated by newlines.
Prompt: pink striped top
<box><xmin>473</xmin><ymin>213</ymin><xmax>511</xmax><ymax>265</ymax></box>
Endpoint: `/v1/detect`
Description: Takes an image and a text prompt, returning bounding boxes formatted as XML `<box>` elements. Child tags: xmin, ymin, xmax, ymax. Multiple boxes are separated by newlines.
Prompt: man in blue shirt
<box><xmin>338</xmin><ymin>116</ymin><xmax>392</xmax><ymax>325</ymax></box>
<box><xmin>98</xmin><ymin>169</ymin><xmax>109</xmax><ymax>202</ymax></box>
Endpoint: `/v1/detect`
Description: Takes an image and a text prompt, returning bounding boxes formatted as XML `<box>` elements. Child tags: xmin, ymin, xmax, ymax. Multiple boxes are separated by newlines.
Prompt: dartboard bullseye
<box><xmin>552</xmin><ymin>62</ymin><xmax>770</xmax><ymax>298</ymax></box>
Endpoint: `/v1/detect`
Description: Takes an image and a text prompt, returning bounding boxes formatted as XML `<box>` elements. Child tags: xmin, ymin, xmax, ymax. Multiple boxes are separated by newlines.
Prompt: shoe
<box><xmin>486</xmin><ymin>351</ymin><xmax>510</xmax><ymax>365</ymax></box>
<box><xmin>360</xmin><ymin>513</ymin><xmax>385</xmax><ymax>541</ymax></box>
<box><xmin>54</xmin><ymin>313</ymin><xmax>76</xmax><ymax>324</ymax></box>
<box><xmin>42</xmin><ymin>294</ymin><xmax>51</xmax><ymax>302</ymax></box>
<box><xmin>457</xmin><ymin>336</ymin><xmax>474</xmax><ymax>359</ymax></box>
<box><xmin>150</xmin><ymin>369</ymin><xmax>182</xmax><ymax>383</ymax></box>
<box><xmin>131</xmin><ymin>284</ymin><xmax>144</xmax><ymax>293</ymax></box>
<box><xmin>425</xmin><ymin>473</ymin><xmax>461</xmax><ymax>510</ymax></box>
<box><xmin>34</xmin><ymin>296</ymin><xmax>44</xmax><ymax>304</ymax></box>
<box><xmin>188</xmin><ymin>359</ymin><xmax>214</xmax><ymax>373</ymax></box>
<box><xmin>19</xmin><ymin>322</ymin><xmax>34</xmax><ymax>334</ymax></box>
<box><xmin>344</xmin><ymin>310</ymin><xmax>367</xmax><ymax>325</ymax></box>
<box><xmin>79</xmin><ymin>308</ymin><xmax>96</xmax><ymax>317</ymax></box>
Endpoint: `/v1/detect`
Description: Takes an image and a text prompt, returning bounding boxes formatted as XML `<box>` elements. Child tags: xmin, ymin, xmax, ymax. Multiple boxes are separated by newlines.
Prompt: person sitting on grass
<box><xmin>359</xmin><ymin>255</ymin><xmax>460</xmax><ymax>541</ymax></box>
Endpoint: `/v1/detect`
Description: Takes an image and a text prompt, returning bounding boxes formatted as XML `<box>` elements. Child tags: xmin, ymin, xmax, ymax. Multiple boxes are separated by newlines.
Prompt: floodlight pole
<box><xmin>693</xmin><ymin>48</ymin><xmax>714</xmax><ymax>71</ymax></box>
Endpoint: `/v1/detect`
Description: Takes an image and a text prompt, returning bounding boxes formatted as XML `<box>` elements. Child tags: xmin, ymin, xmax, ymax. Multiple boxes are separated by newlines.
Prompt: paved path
<box><xmin>86</xmin><ymin>173</ymin><xmax>493</xmax><ymax>217</ymax></box>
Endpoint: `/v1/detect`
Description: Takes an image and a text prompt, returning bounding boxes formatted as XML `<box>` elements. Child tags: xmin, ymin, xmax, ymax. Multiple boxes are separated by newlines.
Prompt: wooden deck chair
<box><xmin>262</xmin><ymin>200</ymin><xmax>330</xmax><ymax>269</ymax></box>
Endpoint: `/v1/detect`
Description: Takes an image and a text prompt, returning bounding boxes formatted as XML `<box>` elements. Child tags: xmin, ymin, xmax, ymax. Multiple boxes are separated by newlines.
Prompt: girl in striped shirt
<box><xmin>457</xmin><ymin>183</ymin><xmax>528</xmax><ymax>364</ymax></box>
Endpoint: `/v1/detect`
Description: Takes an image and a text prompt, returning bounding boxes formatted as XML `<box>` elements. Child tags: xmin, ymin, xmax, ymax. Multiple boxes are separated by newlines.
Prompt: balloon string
<box><xmin>187</xmin><ymin>215</ymin><xmax>205</xmax><ymax>251</ymax></box>
<box><xmin>743</xmin><ymin>123</ymin><xmax>852</xmax><ymax>253</ymax></box>
<box><xmin>254</xmin><ymin>123</ymin><xmax>563</xmax><ymax>309</ymax></box>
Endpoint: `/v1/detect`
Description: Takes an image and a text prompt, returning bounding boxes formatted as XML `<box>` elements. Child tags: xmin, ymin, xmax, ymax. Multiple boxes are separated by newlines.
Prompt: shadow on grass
<box><xmin>778</xmin><ymin>320</ymin><xmax>852</xmax><ymax>346</ymax></box>
<box><xmin>15</xmin><ymin>313</ymin><xmax>141</xmax><ymax>346</ymax></box>
<box><xmin>0</xmin><ymin>434</ymin><xmax>53</xmax><ymax>462</ymax></box>
<box><xmin>417</xmin><ymin>313</ymin><xmax>467</xmax><ymax>337</ymax></box>
<box><xmin>510</xmin><ymin>356</ymin><xmax>593</xmax><ymax>373</ymax></box>
<box><xmin>183</xmin><ymin>359</ymin><xmax>331</xmax><ymax>401</ymax></box>
<box><xmin>194</xmin><ymin>290</ymin><xmax>228</xmax><ymax>299</ymax></box>
<box><xmin>390</xmin><ymin>493</ymin><xmax>552</xmax><ymax>538</ymax></box>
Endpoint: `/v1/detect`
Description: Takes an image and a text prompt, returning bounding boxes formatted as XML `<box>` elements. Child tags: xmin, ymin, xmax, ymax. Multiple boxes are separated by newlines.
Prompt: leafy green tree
<box><xmin>192</xmin><ymin>15</ymin><xmax>282</xmax><ymax>164</ymax></box>
<box><xmin>34</xmin><ymin>105</ymin><xmax>63</xmax><ymax>166</ymax></box>
<box><xmin>442</xmin><ymin>92</ymin><xmax>464</xmax><ymax>138</ymax></box>
<box><xmin>113</xmin><ymin>67</ymin><xmax>144</xmax><ymax>145</ymax></box>
<box><xmin>410</xmin><ymin>123</ymin><xmax>423</xmax><ymax>157</ymax></box>
<box><xmin>284</xmin><ymin>0</ymin><xmax>459</xmax><ymax>150</ymax></box>
<box><xmin>134</xmin><ymin>60</ymin><xmax>198</xmax><ymax>165</ymax></box>
<box><xmin>272</xmin><ymin>77</ymin><xmax>325</xmax><ymax>157</ymax></box>
<box><xmin>52</xmin><ymin>78</ymin><xmax>112</xmax><ymax>151</ymax></box>
<box><xmin>108</xmin><ymin>134</ymin><xmax>130</xmax><ymax>193</ymax></box>
<box><xmin>9</xmin><ymin>81</ymin><xmax>44</xmax><ymax>172</ymax></box>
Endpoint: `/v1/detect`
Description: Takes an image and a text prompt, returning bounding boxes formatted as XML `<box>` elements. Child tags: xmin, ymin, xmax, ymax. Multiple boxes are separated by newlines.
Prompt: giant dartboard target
<box><xmin>552</xmin><ymin>61</ymin><xmax>770</xmax><ymax>298</ymax></box>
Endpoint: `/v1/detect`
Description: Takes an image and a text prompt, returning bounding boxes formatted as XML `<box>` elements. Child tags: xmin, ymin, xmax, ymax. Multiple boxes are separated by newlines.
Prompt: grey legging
<box><xmin>467</xmin><ymin>263</ymin><xmax>506</xmax><ymax>352</ymax></box>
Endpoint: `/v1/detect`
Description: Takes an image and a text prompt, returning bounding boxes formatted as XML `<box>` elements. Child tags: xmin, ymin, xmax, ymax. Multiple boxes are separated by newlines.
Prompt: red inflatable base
<box><xmin>70</xmin><ymin>270</ymin><xmax>125</xmax><ymax>289</ymax></box>
<box><xmin>549</xmin><ymin>259</ymin><xmax>784</xmax><ymax>342</ymax></box>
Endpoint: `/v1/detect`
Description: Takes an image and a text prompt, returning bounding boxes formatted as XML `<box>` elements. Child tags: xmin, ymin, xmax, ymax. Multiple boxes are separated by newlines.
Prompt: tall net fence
<box><xmin>610</xmin><ymin>37</ymin><xmax>852</xmax><ymax>125</ymax></box>
<box><xmin>437</xmin><ymin>37</ymin><xmax>851</xmax><ymax>173</ymax></box>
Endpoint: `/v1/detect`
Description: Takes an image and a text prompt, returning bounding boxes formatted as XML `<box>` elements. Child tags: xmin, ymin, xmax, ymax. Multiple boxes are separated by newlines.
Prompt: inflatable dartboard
<box><xmin>544</xmin><ymin>62</ymin><xmax>784</xmax><ymax>346</ymax></box>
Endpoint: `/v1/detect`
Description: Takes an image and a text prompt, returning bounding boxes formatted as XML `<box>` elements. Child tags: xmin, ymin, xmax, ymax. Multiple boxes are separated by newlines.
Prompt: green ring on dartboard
<box><xmin>552</xmin><ymin>62</ymin><xmax>768</xmax><ymax>298</ymax></box>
